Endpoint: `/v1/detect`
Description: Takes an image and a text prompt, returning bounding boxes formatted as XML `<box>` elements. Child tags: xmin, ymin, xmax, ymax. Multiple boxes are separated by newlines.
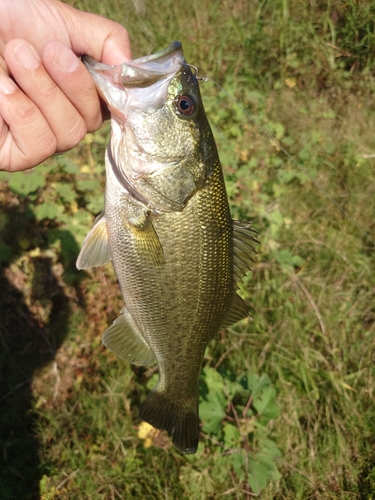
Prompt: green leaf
<box><xmin>63</xmin><ymin>210</ymin><xmax>93</xmax><ymax>244</ymax></box>
<box><xmin>271</xmin><ymin>122</ymin><xmax>285</xmax><ymax>140</ymax></box>
<box><xmin>0</xmin><ymin>171</ymin><xmax>11</xmax><ymax>181</ymax></box>
<box><xmin>0</xmin><ymin>241</ymin><xmax>12</xmax><ymax>263</ymax></box>
<box><xmin>243</xmin><ymin>372</ymin><xmax>272</xmax><ymax>399</ymax></box>
<box><xmin>146</xmin><ymin>373</ymin><xmax>159</xmax><ymax>391</ymax></box>
<box><xmin>273</xmin><ymin>249</ymin><xmax>304</xmax><ymax>274</ymax></box>
<box><xmin>85</xmin><ymin>193</ymin><xmax>104</xmax><ymax>214</ymax></box>
<box><xmin>54</xmin><ymin>182</ymin><xmax>77</xmax><ymax>203</ymax></box>
<box><xmin>76</xmin><ymin>179</ymin><xmax>101</xmax><ymax>192</ymax></box>
<box><xmin>223</xmin><ymin>422</ymin><xmax>241</xmax><ymax>447</ymax></box>
<box><xmin>274</xmin><ymin>249</ymin><xmax>304</xmax><ymax>268</ymax></box>
<box><xmin>0</xmin><ymin>213</ymin><xmax>8</xmax><ymax>231</ymax></box>
<box><xmin>223</xmin><ymin>379</ymin><xmax>247</xmax><ymax>400</ymax></box>
<box><xmin>248</xmin><ymin>458</ymin><xmax>274</xmax><ymax>494</ymax></box>
<box><xmin>253</xmin><ymin>386</ymin><xmax>280</xmax><ymax>420</ymax></box>
<box><xmin>34</xmin><ymin>203</ymin><xmax>64</xmax><ymax>220</ymax></box>
<box><xmin>59</xmin><ymin>159</ymin><xmax>81</xmax><ymax>174</ymax></box>
<box><xmin>228</xmin><ymin>449</ymin><xmax>247</xmax><ymax>481</ymax></box>
<box><xmin>48</xmin><ymin>229</ymin><xmax>81</xmax><ymax>266</ymax></box>
<box><xmin>179</xmin><ymin>465</ymin><xmax>215</xmax><ymax>499</ymax></box>
<box><xmin>259</xmin><ymin>438</ymin><xmax>283</xmax><ymax>461</ymax></box>
<box><xmin>8</xmin><ymin>169</ymin><xmax>46</xmax><ymax>196</ymax></box>
<box><xmin>249</xmin><ymin>439</ymin><xmax>282</xmax><ymax>493</ymax></box>
<box><xmin>201</xmin><ymin>366</ymin><xmax>225</xmax><ymax>393</ymax></box>
<box><xmin>200</xmin><ymin>391</ymin><xmax>226</xmax><ymax>434</ymax></box>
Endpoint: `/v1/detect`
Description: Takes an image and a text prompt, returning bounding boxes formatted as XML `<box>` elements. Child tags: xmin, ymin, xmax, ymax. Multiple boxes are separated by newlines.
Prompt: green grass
<box><xmin>1</xmin><ymin>0</ymin><xmax>375</xmax><ymax>498</ymax></box>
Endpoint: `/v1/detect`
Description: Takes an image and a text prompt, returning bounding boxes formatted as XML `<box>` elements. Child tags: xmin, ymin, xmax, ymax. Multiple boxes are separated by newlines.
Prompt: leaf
<box><xmin>67</xmin><ymin>210</ymin><xmax>94</xmax><ymax>243</ymax></box>
<box><xmin>228</xmin><ymin>449</ymin><xmax>247</xmax><ymax>481</ymax></box>
<box><xmin>57</xmin><ymin>158</ymin><xmax>81</xmax><ymax>174</ymax></box>
<box><xmin>34</xmin><ymin>203</ymin><xmax>64</xmax><ymax>220</ymax></box>
<box><xmin>259</xmin><ymin>437</ymin><xmax>283</xmax><ymax>461</ymax></box>
<box><xmin>249</xmin><ymin>439</ymin><xmax>282</xmax><ymax>493</ymax></box>
<box><xmin>54</xmin><ymin>182</ymin><xmax>77</xmax><ymax>203</ymax></box>
<box><xmin>179</xmin><ymin>465</ymin><xmax>215</xmax><ymax>499</ymax></box>
<box><xmin>253</xmin><ymin>386</ymin><xmax>280</xmax><ymax>420</ymax></box>
<box><xmin>223</xmin><ymin>422</ymin><xmax>241</xmax><ymax>447</ymax></box>
<box><xmin>271</xmin><ymin>122</ymin><xmax>285</xmax><ymax>140</ymax></box>
<box><xmin>200</xmin><ymin>391</ymin><xmax>226</xmax><ymax>434</ymax></box>
<box><xmin>48</xmin><ymin>229</ymin><xmax>81</xmax><ymax>265</ymax></box>
<box><xmin>0</xmin><ymin>213</ymin><xmax>8</xmax><ymax>231</ymax></box>
<box><xmin>9</xmin><ymin>169</ymin><xmax>46</xmax><ymax>196</ymax></box>
<box><xmin>201</xmin><ymin>366</ymin><xmax>225</xmax><ymax>393</ymax></box>
<box><xmin>146</xmin><ymin>373</ymin><xmax>159</xmax><ymax>391</ymax></box>
<box><xmin>0</xmin><ymin>171</ymin><xmax>11</xmax><ymax>181</ymax></box>
<box><xmin>0</xmin><ymin>241</ymin><xmax>12</xmax><ymax>263</ymax></box>
<box><xmin>224</xmin><ymin>379</ymin><xmax>247</xmax><ymax>400</ymax></box>
<box><xmin>76</xmin><ymin>179</ymin><xmax>101</xmax><ymax>192</ymax></box>
<box><xmin>274</xmin><ymin>249</ymin><xmax>303</xmax><ymax>268</ymax></box>
<box><xmin>86</xmin><ymin>193</ymin><xmax>104</xmax><ymax>214</ymax></box>
<box><xmin>248</xmin><ymin>458</ymin><xmax>274</xmax><ymax>494</ymax></box>
<box><xmin>242</xmin><ymin>372</ymin><xmax>272</xmax><ymax>399</ymax></box>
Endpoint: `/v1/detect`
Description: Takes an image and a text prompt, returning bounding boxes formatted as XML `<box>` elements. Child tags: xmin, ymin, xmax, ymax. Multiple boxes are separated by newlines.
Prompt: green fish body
<box><xmin>77</xmin><ymin>42</ymin><xmax>256</xmax><ymax>454</ymax></box>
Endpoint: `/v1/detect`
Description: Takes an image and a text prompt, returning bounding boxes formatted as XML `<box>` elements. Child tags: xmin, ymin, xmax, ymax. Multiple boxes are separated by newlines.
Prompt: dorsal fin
<box><xmin>232</xmin><ymin>220</ymin><xmax>259</xmax><ymax>286</ymax></box>
<box><xmin>221</xmin><ymin>220</ymin><xmax>259</xmax><ymax>329</ymax></box>
<box><xmin>221</xmin><ymin>292</ymin><xmax>250</xmax><ymax>328</ymax></box>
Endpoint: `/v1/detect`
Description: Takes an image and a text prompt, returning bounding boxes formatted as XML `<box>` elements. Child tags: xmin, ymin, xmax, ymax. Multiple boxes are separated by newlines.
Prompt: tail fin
<box><xmin>139</xmin><ymin>389</ymin><xmax>199</xmax><ymax>454</ymax></box>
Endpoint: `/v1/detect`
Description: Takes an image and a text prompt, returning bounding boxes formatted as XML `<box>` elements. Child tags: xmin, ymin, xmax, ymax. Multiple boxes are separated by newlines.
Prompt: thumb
<box><xmin>58</xmin><ymin>1</ymin><xmax>132</xmax><ymax>65</ymax></box>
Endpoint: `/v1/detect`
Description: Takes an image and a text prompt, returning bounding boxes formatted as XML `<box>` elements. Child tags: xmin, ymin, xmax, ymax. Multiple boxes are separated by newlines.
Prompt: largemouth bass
<box><xmin>77</xmin><ymin>41</ymin><xmax>256</xmax><ymax>454</ymax></box>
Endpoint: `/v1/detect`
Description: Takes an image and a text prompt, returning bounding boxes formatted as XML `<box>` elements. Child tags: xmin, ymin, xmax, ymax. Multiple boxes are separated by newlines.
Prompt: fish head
<box><xmin>83</xmin><ymin>42</ymin><xmax>216</xmax><ymax>212</ymax></box>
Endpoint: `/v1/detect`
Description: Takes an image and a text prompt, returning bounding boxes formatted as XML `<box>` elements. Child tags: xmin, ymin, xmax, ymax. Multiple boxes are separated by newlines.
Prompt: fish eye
<box><xmin>175</xmin><ymin>94</ymin><xmax>197</xmax><ymax>117</ymax></box>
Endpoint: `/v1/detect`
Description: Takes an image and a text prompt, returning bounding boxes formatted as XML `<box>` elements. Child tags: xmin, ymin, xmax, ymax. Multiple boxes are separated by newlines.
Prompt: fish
<box><xmin>76</xmin><ymin>41</ymin><xmax>257</xmax><ymax>454</ymax></box>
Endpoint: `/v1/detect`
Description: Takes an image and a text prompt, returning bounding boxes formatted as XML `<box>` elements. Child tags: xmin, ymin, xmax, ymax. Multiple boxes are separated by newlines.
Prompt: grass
<box><xmin>1</xmin><ymin>0</ymin><xmax>375</xmax><ymax>498</ymax></box>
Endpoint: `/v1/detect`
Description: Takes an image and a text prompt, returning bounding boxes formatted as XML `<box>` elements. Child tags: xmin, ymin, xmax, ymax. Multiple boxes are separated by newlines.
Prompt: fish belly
<box><xmin>106</xmin><ymin>160</ymin><xmax>233</xmax><ymax>453</ymax></box>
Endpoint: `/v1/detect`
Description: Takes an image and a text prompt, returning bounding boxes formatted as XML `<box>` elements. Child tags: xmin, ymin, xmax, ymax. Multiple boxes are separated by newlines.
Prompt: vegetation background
<box><xmin>0</xmin><ymin>0</ymin><xmax>374</xmax><ymax>498</ymax></box>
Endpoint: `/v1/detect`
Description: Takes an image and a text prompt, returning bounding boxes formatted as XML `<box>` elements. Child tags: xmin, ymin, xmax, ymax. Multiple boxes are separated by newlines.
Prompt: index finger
<box><xmin>57</xmin><ymin>2</ymin><xmax>132</xmax><ymax>65</ymax></box>
<box><xmin>0</xmin><ymin>73</ymin><xmax>56</xmax><ymax>171</ymax></box>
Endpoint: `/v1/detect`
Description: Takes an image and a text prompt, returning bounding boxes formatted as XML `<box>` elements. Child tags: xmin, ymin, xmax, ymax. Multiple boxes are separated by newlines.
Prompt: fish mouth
<box><xmin>82</xmin><ymin>41</ymin><xmax>184</xmax><ymax>89</ymax></box>
<box><xmin>82</xmin><ymin>41</ymin><xmax>186</xmax><ymax>118</ymax></box>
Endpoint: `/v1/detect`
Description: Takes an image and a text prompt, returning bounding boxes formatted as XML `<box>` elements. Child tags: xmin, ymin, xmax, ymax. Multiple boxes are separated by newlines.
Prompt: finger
<box><xmin>56</xmin><ymin>1</ymin><xmax>132</xmax><ymax>64</ymax></box>
<box><xmin>41</xmin><ymin>40</ymin><xmax>104</xmax><ymax>133</ymax></box>
<box><xmin>0</xmin><ymin>74</ymin><xmax>56</xmax><ymax>171</ymax></box>
<box><xmin>4</xmin><ymin>39</ymin><xmax>89</xmax><ymax>153</ymax></box>
<box><xmin>0</xmin><ymin>54</ymin><xmax>8</xmax><ymax>75</ymax></box>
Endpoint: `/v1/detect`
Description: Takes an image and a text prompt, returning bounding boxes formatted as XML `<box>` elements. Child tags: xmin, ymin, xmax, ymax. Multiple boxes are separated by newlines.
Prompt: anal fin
<box><xmin>102</xmin><ymin>308</ymin><xmax>155</xmax><ymax>366</ymax></box>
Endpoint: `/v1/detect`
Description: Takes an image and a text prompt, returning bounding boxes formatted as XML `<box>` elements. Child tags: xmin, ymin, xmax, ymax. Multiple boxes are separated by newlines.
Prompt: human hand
<box><xmin>0</xmin><ymin>0</ymin><xmax>131</xmax><ymax>171</ymax></box>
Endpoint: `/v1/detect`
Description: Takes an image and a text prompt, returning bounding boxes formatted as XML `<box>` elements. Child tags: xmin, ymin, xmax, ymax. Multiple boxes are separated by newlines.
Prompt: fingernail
<box><xmin>13</xmin><ymin>41</ymin><xmax>40</xmax><ymax>69</ymax></box>
<box><xmin>0</xmin><ymin>74</ymin><xmax>17</xmax><ymax>94</ymax></box>
<box><xmin>53</xmin><ymin>45</ymin><xmax>79</xmax><ymax>73</ymax></box>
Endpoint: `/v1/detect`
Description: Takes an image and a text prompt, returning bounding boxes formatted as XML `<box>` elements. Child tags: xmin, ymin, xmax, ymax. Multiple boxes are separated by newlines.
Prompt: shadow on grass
<box><xmin>0</xmin><ymin>201</ymin><xmax>78</xmax><ymax>500</ymax></box>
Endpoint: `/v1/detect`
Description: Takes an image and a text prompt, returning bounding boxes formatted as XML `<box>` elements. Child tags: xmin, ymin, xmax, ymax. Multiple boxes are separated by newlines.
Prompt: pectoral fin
<box><xmin>102</xmin><ymin>307</ymin><xmax>155</xmax><ymax>366</ymax></box>
<box><xmin>76</xmin><ymin>213</ymin><xmax>111</xmax><ymax>270</ymax></box>
<box><xmin>128</xmin><ymin>213</ymin><xmax>164</xmax><ymax>268</ymax></box>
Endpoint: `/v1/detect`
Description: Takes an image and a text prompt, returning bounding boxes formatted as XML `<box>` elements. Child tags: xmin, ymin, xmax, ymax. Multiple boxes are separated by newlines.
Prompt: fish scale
<box><xmin>77</xmin><ymin>42</ymin><xmax>256</xmax><ymax>453</ymax></box>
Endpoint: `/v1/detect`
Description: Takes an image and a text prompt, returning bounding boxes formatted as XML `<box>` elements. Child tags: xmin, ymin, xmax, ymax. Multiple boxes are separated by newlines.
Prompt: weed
<box><xmin>0</xmin><ymin>0</ymin><xmax>374</xmax><ymax>498</ymax></box>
